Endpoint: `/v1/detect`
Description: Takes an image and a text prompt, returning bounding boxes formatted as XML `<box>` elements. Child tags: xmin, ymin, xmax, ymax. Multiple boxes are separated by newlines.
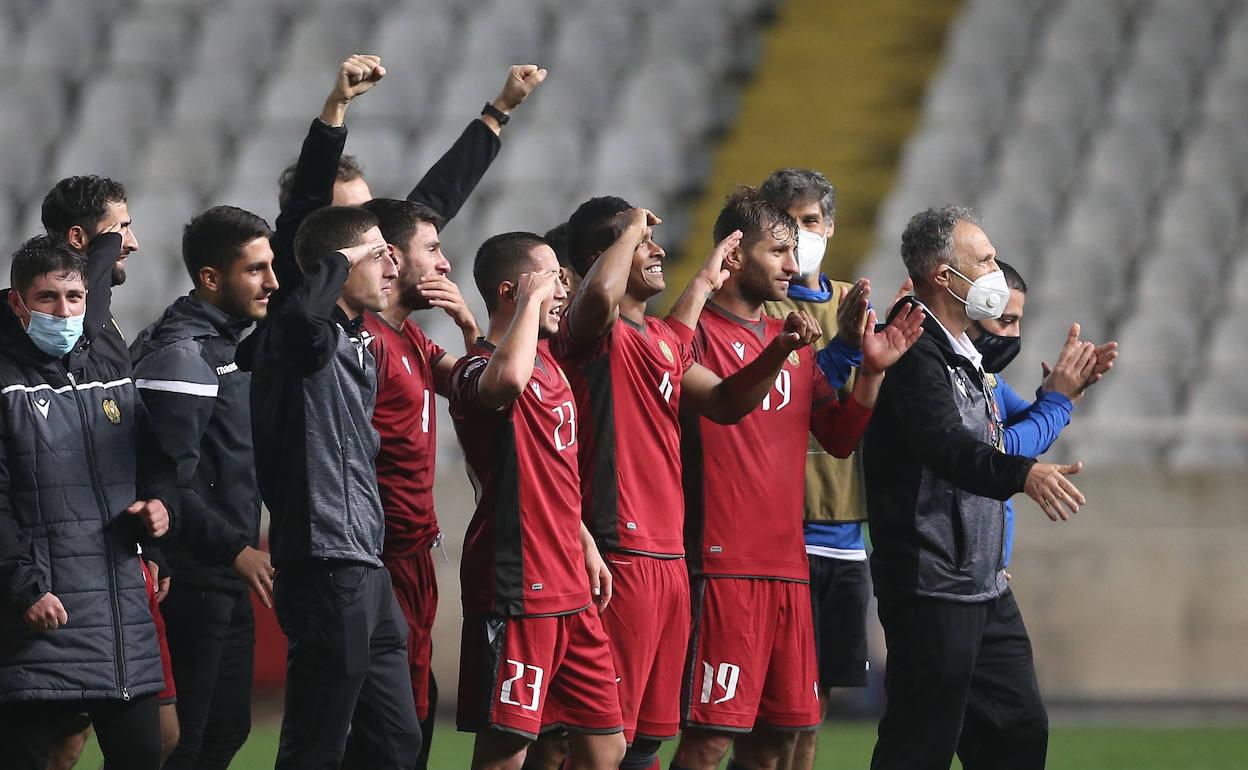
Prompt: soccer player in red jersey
<box><xmin>550</xmin><ymin>197</ymin><xmax>823</xmax><ymax>770</ymax></box>
<box><xmin>669</xmin><ymin>189</ymin><xmax>924</xmax><ymax>770</ymax></box>
<box><xmin>449</xmin><ymin>232</ymin><xmax>625</xmax><ymax>770</ymax></box>
<box><xmin>358</xmin><ymin>198</ymin><xmax>480</xmax><ymax>764</ymax></box>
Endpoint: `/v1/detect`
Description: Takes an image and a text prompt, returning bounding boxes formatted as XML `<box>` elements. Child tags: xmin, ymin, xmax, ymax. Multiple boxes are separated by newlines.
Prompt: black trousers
<box><xmin>0</xmin><ymin>693</ymin><xmax>161</xmax><ymax>770</ymax></box>
<box><xmin>809</xmin><ymin>555</ymin><xmax>871</xmax><ymax>688</ymax></box>
<box><xmin>274</xmin><ymin>562</ymin><xmax>422</xmax><ymax>770</ymax></box>
<box><xmin>161</xmin><ymin>585</ymin><xmax>255</xmax><ymax>770</ymax></box>
<box><xmin>871</xmin><ymin>590</ymin><xmax>1048</xmax><ymax>770</ymax></box>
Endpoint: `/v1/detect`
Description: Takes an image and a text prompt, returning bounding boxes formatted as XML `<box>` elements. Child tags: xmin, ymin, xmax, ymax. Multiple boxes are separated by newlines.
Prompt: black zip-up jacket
<box><xmin>131</xmin><ymin>294</ymin><xmax>257</xmax><ymax>592</ymax></box>
<box><xmin>0</xmin><ymin>233</ymin><xmax>180</xmax><ymax>703</ymax></box>
<box><xmin>238</xmin><ymin>252</ymin><xmax>385</xmax><ymax>568</ymax></box>
<box><xmin>864</xmin><ymin>299</ymin><xmax>1035</xmax><ymax>603</ymax></box>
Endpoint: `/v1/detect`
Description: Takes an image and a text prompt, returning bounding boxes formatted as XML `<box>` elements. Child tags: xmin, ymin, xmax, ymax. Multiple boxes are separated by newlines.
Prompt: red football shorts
<box><xmin>458</xmin><ymin>606</ymin><xmax>623</xmax><ymax>740</ymax></box>
<box><xmin>600</xmin><ymin>553</ymin><xmax>690</xmax><ymax>742</ymax></box>
<box><xmin>140</xmin><ymin>559</ymin><xmax>176</xmax><ymax>704</ymax></box>
<box><xmin>682</xmin><ymin>577</ymin><xmax>820</xmax><ymax>732</ymax></box>
<box><xmin>383</xmin><ymin>547</ymin><xmax>438</xmax><ymax>720</ymax></box>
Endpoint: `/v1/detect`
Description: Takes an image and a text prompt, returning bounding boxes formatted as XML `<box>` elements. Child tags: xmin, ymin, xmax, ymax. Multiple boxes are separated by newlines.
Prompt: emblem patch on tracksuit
<box><xmin>102</xmin><ymin>398</ymin><xmax>121</xmax><ymax>424</ymax></box>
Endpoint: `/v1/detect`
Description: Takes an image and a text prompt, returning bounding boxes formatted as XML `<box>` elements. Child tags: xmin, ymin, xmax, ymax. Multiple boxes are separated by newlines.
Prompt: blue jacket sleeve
<box><xmin>814</xmin><ymin>336</ymin><xmax>863</xmax><ymax>392</ymax></box>
<box><xmin>997</xmin><ymin>376</ymin><xmax>1074</xmax><ymax>457</ymax></box>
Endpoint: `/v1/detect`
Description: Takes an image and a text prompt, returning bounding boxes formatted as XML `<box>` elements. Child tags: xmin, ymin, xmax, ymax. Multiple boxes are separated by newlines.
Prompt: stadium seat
<box><xmin>108</xmin><ymin>12</ymin><xmax>194</xmax><ymax>74</ymax></box>
<box><xmin>138</xmin><ymin>130</ymin><xmax>227</xmax><ymax>198</ymax></box>
<box><xmin>20</xmin><ymin>12</ymin><xmax>99</xmax><ymax>80</ymax></box>
<box><xmin>1015</xmin><ymin>61</ymin><xmax>1107</xmax><ymax>136</ymax></box>
<box><xmin>194</xmin><ymin>7</ymin><xmax>282</xmax><ymax>70</ymax></box>
<box><xmin>366</xmin><ymin>8</ymin><xmax>456</xmax><ymax>86</ymax></box>
<box><xmin>282</xmin><ymin>13</ymin><xmax>374</xmax><ymax>73</ymax></box>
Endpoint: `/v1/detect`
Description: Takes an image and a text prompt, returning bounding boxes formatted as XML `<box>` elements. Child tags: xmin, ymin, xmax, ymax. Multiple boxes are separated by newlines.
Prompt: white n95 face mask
<box><xmin>795</xmin><ymin>229</ymin><xmax>827</xmax><ymax>277</ymax></box>
<box><xmin>945</xmin><ymin>266</ymin><xmax>1009</xmax><ymax>321</ymax></box>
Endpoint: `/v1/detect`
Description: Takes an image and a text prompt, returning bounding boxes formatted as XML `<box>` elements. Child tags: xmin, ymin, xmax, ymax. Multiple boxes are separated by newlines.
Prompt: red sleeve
<box><xmin>407</xmin><ymin>322</ymin><xmax>447</xmax><ymax>368</ymax></box>
<box><xmin>809</xmin><ymin>372</ymin><xmax>873</xmax><ymax>458</ymax></box>
<box><xmin>549</xmin><ymin>312</ymin><xmax>610</xmax><ymax>368</ymax></box>
<box><xmin>448</xmin><ymin>354</ymin><xmax>505</xmax><ymax>418</ymax></box>
<box><xmin>662</xmin><ymin>318</ymin><xmax>696</xmax><ymax>372</ymax></box>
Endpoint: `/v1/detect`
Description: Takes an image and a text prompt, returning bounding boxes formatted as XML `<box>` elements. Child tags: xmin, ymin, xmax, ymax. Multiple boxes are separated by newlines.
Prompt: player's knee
<box><xmin>160</xmin><ymin>708</ymin><xmax>181</xmax><ymax>762</ymax></box>
<box><xmin>571</xmin><ymin>731</ymin><xmax>626</xmax><ymax>769</ymax></box>
<box><xmin>619</xmin><ymin>736</ymin><xmax>662</xmax><ymax>769</ymax></box>
<box><xmin>45</xmin><ymin>725</ymin><xmax>91</xmax><ymax>770</ymax></box>
<box><xmin>674</xmin><ymin>728</ymin><xmax>733</xmax><ymax>768</ymax></box>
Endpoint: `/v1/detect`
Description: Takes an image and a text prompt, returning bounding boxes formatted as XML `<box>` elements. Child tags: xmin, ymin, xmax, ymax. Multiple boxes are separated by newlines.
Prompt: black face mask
<box><xmin>972</xmin><ymin>324</ymin><xmax>1022</xmax><ymax>373</ymax></box>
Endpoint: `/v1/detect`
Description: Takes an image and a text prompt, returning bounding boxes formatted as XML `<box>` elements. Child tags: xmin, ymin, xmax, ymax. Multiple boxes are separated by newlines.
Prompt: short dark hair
<box><xmin>900</xmin><ymin>205</ymin><xmax>977</xmax><ymax>283</ymax></box>
<box><xmin>293</xmin><ymin>206</ymin><xmax>379</xmax><ymax>273</ymax></box>
<box><xmin>712</xmin><ymin>186</ymin><xmax>797</xmax><ymax>245</ymax></box>
<box><xmin>359</xmin><ymin>198</ymin><xmax>445</xmax><ymax>250</ymax></box>
<box><xmin>182</xmin><ymin>206</ymin><xmax>274</xmax><ymax>285</ymax></box>
<box><xmin>277</xmin><ymin>154</ymin><xmax>366</xmax><ymax>211</ymax></box>
<box><xmin>41</xmin><ymin>176</ymin><xmax>128</xmax><ymax>236</ymax></box>
<box><xmin>10</xmin><ymin>235</ymin><xmax>86</xmax><ymax>293</ymax></box>
<box><xmin>996</xmin><ymin>259</ymin><xmax>1027</xmax><ymax>293</ymax></box>
<box><xmin>759</xmin><ymin>168</ymin><xmax>837</xmax><ymax>221</ymax></box>
<box><xmin>566</xmin><ymin>196</ymin><xmax>631</xmax><ymax>278</ymax></box>
<box><xmin>474</xmin><ymin>232</ymin><xmax>549</xmax><ymax>314</ymax></box>
<box><xmin>544</xmin><ymin>221</ymin><xmax>571</xmax><ymax>269</ymax></box>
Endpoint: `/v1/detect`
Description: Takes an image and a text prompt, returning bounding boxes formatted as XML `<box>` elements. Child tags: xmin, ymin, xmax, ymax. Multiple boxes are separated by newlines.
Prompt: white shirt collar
<box><xmin>914</xmin><ymin>299</ymin><xmax>984</xmax><ymax>371</ymax></box>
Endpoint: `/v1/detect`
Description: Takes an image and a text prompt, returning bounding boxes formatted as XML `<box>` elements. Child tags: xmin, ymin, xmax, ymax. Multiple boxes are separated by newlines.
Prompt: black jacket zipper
<box><xmin>66</xmin><ymin>370</ymin><xmax>130</xmax><ymax>701</ymax></box>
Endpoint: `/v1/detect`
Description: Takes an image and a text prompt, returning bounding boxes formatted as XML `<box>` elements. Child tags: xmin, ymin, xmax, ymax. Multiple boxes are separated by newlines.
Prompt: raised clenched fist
<box><xmin>495</xmin><ymin>64</ymin><xmax>548</xmax><ymax>112</ymax></box>
<box><xmin>332</xmin><ymin>54</ymin><xmax>386</xmax><ymax>103</ymax></box>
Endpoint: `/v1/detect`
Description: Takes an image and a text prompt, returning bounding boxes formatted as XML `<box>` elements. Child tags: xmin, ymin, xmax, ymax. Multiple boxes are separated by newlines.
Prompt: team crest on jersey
<box><xmin>658</xmin><ymin>339</ymin><xmax>674</xmax><ymax>364</ymax></box>
<box><xmin>102</xmin><ymin>398</ymin><xmax>121</xmax><ymax>424</ymax></box>
<box><xmin>787</xmin><ymin>350</ymin><xmax>800</xmax><ymax>367</ymax></box>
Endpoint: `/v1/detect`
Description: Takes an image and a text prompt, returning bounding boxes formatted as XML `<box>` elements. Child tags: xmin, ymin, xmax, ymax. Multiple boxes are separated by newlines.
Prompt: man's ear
<box><xmin>198</xmin><ymin>266</ymin><xmax>221</xmax><ymax>292</ymax></box>
<box><xmin>826</xmin><ymin>219</ymin><xmax>836</xmax><ymax>240</ymax></box>
<box><xmin>8</xmin><ymin>290</ymin><xmax>30</xmax><ymax>326</ymax></box>
<box><xmin>66</xmin><ymin>225</ymin><xmax>89</xmax><ymax>252</ymax></box>
<box><xmin>498</xmin><ymin>280</ymin><xmax>517</xmax><ymax>308</ymax></box>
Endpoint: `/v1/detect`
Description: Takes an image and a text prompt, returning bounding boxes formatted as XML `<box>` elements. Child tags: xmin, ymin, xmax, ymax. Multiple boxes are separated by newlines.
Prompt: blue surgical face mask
<box><xmin>25</xmin><ymin>308</ymin><xmax>85</xmax><ymax>357</ymax></box>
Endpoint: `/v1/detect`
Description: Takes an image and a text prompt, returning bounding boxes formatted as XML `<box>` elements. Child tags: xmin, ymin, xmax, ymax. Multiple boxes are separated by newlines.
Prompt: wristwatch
<box><xmin>481</xmin><ymin>102</ymin><xmax>510</xmax><ymax>126</ymax></box>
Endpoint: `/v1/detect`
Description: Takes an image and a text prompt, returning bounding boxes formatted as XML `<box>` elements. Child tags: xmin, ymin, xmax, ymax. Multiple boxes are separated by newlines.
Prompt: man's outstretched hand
<box><xmin>834</xmin><ymin>279</ymin><xmax>871</xmax><ymax>349</ymax></box>
<box><xmin>321</xmin><ymin>54</ymin><xmax>386</xmax><ymax>126</ymax></box>
<box><xmin>1024</xmin><ymin>461</ymin><xmax>1086</xmax><ymax>521</ymax></box>
<box><xmin>861</xmin><ymin>303</ymin><xmax>925</xmax><ymax>375</ymax></box>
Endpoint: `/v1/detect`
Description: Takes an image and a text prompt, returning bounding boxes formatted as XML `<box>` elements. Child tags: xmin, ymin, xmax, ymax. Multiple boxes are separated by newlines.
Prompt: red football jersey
<box><xmin>449</xmin><ymin>340</ymin><xmax>590</xmax><ymax>617</ymax></box>
<box><xmin>552</xmin><ymin>315</ymin><xmax>693</xmax><ymax>556</ymax></box>
<box><xmin>681</xmin><ymin>303</ymin><xmax>873</xmax><ymax>582</ymax></box>
<box><xmin>364</xmin><ymin>313</ymin><xmax>446</xmax><ymax>557</ymax></box>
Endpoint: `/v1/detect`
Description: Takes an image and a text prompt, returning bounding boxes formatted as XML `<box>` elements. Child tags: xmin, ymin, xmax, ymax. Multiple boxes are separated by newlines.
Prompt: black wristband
<box><xmin>481</xmin><ymin>101</ymin><xmax>510</xmax><ymax>125</ymax></box>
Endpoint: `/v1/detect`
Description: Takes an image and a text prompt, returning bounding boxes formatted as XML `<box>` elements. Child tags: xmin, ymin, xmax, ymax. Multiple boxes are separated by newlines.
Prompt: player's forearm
<box><xmin>568</xmin><ymin>222</ymin><xmax>643</xmax><ymax>342</ymax></box>
<box><xmin>478</xmin><ymin>300</ymin><xmax>543</xmax><ymax>406</ymax></box>
<box><xmin>706</xmin><ymin>341</ymin><xmax>790</xmax><ymax>424</ymax></box>
<box><xmin>666</xmin><ymin>274</ymin><xmax>717</xmax><ymax>331</ymax></box>
<box><xmin>319</xmin><ymin>95</ymin><xmax>349</xmax><ymax>127</ymax></box>
<box><xmin>849</xmin><ymin>370</ymin><xmax>884</xmax><ymax>409</ymax></box>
